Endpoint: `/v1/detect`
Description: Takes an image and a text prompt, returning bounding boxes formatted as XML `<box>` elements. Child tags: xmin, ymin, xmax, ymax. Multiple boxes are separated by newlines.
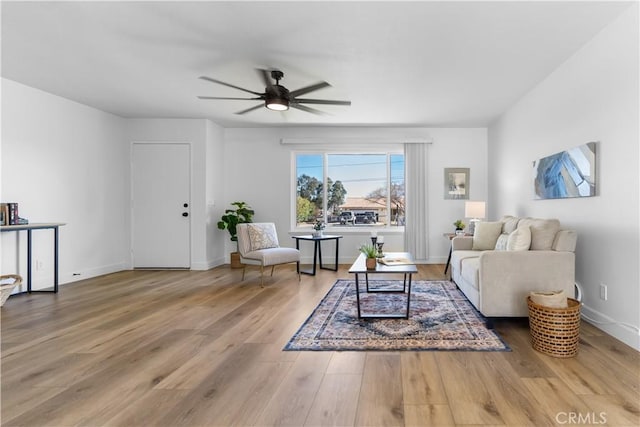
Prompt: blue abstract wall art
<box><xmin>533</xmin><ymin>142</ymin><xmax>596</xmax><ymax>200</ymax></box>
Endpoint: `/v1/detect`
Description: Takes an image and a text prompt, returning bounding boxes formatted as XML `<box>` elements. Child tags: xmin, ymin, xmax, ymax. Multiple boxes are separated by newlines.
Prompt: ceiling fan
<box><xmin>197</xmin><ymin>69</ymin><xmax>351</xmax><ymax>115</ymax></box>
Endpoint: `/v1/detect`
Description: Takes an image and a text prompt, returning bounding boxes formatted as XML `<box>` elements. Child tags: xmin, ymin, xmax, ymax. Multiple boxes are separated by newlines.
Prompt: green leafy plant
<box><xmin>313</xmin><ymin>220</ymin><xmax>326</xmax><ymax>231</ymax></box>
<box><xmin>359</xmin><ymin>244</ymin><xmax>378</xmax><ymax>258</ymax></box>
<box><xmin>453</xmin><ymin>219</ymin><xmax>466</xmax><ymax>230</ymax></box>
<box><xmin>217</xmin><ymin>201</ymin><xmax>255</xmax><ymax>242</ymax></box>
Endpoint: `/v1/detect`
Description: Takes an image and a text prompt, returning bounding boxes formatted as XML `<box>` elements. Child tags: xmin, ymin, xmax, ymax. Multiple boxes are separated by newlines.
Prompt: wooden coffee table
<box><xmin>348</xmin><ymin>252</ymin><xmax>418</xmax><ymax>319</ymax></box>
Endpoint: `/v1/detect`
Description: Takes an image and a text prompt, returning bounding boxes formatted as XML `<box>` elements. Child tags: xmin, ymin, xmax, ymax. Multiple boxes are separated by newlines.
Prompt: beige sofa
<box><xmin>450</xmin><ymin>216</ymin><xmax>577</xmax><ymax>319</ymax></box>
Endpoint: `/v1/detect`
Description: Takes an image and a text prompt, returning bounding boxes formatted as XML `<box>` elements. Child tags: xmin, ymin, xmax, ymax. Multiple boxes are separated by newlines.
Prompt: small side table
<box><xmin>443</xmin><ymin>232</ymin><xmax>470</xmax><ymax>275</ymax></box>
<box><xmin>292</xmin><ymin>234</ymin><xmax>342</xmax><ymax>276</ymax></box>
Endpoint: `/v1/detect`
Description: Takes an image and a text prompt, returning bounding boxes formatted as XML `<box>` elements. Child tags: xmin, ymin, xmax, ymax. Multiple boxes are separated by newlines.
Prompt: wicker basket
<box><xmin>527</xmin><ymin>296</ymin><xmax>581</xmax><ymax>358</ymax></box>
<box><xmin>1</xmin><ymin>274</ymin><xmax>23</xmax><ymax>307</ymax></box>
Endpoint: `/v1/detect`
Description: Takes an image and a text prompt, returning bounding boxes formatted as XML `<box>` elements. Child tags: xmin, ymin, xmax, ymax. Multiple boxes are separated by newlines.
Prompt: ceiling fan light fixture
<box><xmin>198</xmin><ymin>68</ymin><xmax>350</xmax><ymax>116</ymax></box>
<box><xmin>265</xmin><ymin>97</ymin><xmax>289</xmax><ymax>111</ymax></box>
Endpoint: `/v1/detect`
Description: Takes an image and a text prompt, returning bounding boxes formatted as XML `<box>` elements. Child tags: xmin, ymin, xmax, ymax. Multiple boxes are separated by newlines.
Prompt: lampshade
<box><xmin>265</xmin><ymin>98</ymin><xmax>289</xmax><ymax>111</ymax></box>
<box><xmin>465</xmin><ymin>201</ymin><xmax>486</xmax><ymax>219</ymax></box>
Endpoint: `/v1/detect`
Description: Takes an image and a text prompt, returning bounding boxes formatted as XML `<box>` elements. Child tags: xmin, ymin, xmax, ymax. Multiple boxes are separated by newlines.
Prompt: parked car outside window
<box><xmin>339</xmin><ymin>211</ymin><xmax>355</xmax><ymax>225</ymax></box>
<box><xmin>364</xmin><ymin>211</ymin><xmax>378</xmax><ymax>223</ymax></box>
<box><xmin>355</xmin><ymin>212</ymin><xmax>373</xmax><ymax>224</ymax></box>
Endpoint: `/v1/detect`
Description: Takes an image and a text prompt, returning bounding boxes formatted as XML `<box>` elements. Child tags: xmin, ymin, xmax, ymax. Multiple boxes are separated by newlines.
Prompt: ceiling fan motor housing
<box><xmin>265</xmin><ymin>85</ymin><xmax>290</xmax><ymax>110</ymax></box>
<box><xmin>270</xmin><ymin>70</ymin><xmax>285</xmax><ymax>81</ymax></box>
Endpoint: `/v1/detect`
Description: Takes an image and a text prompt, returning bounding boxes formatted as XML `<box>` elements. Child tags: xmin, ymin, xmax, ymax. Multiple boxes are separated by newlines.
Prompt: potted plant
<box><xmin>312</xmin><ymin>220</ymin><xmax>325</xmax><ymax>237</ymax></box>
<box><xmin>217</xmin><ymin>201</ymin><xmax>255</xmax><ymax>268</ymax></box>
<box><xmin>453</xmin><ymin>219</ymin><xmax>466</xmax><ymax>234</ymax></box>
<box><xmin>360</xmin><ymin>244</ymin><xmax>378</xmax><ymax>270</ymax></box>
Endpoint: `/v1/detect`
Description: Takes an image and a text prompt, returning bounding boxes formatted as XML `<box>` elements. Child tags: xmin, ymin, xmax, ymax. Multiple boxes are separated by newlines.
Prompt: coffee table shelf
<box><xmin>348</xmin><ymin>252</ymin><xmax>418</xmax><ymax>319</ymax></box>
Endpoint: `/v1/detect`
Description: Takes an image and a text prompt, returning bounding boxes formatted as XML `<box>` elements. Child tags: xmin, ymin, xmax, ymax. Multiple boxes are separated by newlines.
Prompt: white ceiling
<box><xmin>1</xmin><ymin>1</ymin><xmax>632</xmax><ymax>127</ymax></box>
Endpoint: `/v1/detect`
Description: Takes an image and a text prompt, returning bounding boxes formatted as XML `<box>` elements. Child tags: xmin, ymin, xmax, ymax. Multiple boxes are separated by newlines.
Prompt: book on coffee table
<box><xmin>378</xmin><ymin>257</ymin><xmax>414</xmax><ymax>266</ymax></box>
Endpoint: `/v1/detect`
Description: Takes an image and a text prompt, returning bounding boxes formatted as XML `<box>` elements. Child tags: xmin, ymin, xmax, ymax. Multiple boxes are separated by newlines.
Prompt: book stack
<box><xmin>0</xmin><ymin>203</ymin><xmax>27</xmax><ymax>226</ymax></box>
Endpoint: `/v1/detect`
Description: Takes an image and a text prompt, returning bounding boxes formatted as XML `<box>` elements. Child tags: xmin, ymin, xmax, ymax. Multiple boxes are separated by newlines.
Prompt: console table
<box><xmin>0</xmin><ymin>223</ymin><xmax>65</xmax><ymax>293</ymax></box>
<box><xmin>292</xmin><ymin>234</ymin><xmax>342</xmax><ymax>276</ymax></box>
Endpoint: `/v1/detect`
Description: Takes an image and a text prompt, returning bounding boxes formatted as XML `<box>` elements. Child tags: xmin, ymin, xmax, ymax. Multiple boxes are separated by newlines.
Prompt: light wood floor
<box><xmin>1</xmin><ymin>264</ymin><xmax>638</xmax><ymax>427</ymax></box>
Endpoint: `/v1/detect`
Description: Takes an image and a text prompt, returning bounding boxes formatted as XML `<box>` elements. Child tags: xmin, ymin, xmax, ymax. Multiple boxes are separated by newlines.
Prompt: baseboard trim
<box><xmin>580</xmin><ymin>303</ymin><xmax>640</xmax><ymax>351</ymax></box>
<box><xmin>60</xmin><ymin>262</ymin><xmax>130</xmax><ymax>286</ymax></box>
<box><xmin>192</xmin><ymin>258</ymin><xmax>225</xmax><ymax>270</ymax></box>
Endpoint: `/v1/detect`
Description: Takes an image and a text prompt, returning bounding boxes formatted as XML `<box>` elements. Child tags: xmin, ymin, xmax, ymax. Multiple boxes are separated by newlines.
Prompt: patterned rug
<box><xmin>284</xmin><ymin>279</ymin><xmax>510</xmax><ymax>351</ymax></box>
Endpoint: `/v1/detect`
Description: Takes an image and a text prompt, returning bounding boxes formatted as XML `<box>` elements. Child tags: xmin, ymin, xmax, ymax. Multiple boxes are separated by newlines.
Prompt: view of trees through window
<box><xmin>296</xmin><ymin>153</ymin><xmax>405</xmax><ymax>229</ymax></box>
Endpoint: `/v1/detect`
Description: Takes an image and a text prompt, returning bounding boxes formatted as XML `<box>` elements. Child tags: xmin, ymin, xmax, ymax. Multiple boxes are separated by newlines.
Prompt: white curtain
<box><xmin>404</xmin><ymin>143</ymin><xmax>429</xmax><ymax>261</ymax></box>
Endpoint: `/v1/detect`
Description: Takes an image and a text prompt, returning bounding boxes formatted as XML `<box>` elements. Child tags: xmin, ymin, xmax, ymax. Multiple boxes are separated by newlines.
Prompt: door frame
<box><xmin>130</xmin><ymin>141</ymin><xmax>193</xmax><ymax>269</ymax></box>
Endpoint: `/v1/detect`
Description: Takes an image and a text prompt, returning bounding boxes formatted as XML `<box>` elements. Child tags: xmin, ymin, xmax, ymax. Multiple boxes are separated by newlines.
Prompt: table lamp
<box><xmin>465</xmin><ymin>201</ymin><xmax>486</xmax><ymax>235</ymax></box>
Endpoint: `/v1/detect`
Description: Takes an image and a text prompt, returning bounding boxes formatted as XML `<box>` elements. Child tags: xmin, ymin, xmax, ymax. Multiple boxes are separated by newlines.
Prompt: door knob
<box><xmin>183</xmin><ymin>203</ymin><xmax>189</xmax><ymax>208</ymax></box>
<box><xmin>182</xmin><ymin>212</ymin><xmax>189</xmax><ymax>217</ymax></box>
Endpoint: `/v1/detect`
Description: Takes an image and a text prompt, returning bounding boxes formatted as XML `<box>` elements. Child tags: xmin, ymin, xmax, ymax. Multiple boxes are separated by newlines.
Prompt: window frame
<box><xmin>292</xmin><ymin>149</ymin><xmax>405</xmax><ymax>232</ymax></box>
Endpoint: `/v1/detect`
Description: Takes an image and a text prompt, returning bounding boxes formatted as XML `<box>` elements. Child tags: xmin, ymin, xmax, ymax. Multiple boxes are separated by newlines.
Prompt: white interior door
<box><xmin>132</xmin><ymin>142</ymin><xmax>191</xmax><ymax>268</ymax></box>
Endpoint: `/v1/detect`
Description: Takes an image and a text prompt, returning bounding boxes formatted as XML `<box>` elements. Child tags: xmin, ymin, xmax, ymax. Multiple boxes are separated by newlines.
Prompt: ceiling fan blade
<box><xmin>235</xmin><ymin>104</ymin><xmax>264</xmax><ymax>115</ymax></box>
<box><xmin>257</xmin><ymin>68</ymin><xmax>281</xmax><ymax>97</ymax></box>
<box><xmin>258</xmin><ymin>69</ymin><xmax>274</xmax><ymax>88</ymax></box>
<box><xmin>294</xmin><ymin>98</ymin><xmax>351</xmax><ymax>106</ymax></box>
<box><xmin>199</xmin><ymin>76</ymin><xmax>263</xmax><ymax>96</ymax></box>
<box><xmin>197</xmin><ymin>96</ymin><xmax>263</xmax><ymax>100</ymax></box>
<box><xmin>290</xmin><ymin>103</ymin><xmax>328</xmax><ymax>116</ymax></box>
<box><xmin>288</xmin><ymin>81</ymin><xmax>331</xmax><ymax>98</ymax></box>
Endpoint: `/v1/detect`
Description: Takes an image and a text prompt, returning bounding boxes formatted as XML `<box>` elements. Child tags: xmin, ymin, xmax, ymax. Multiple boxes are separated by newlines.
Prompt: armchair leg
<box><xmin>260</xmin><ymin>265</ymin><xmax>265</xmax><ymax>288</ymax></box>
<box><xmin>241</xmin><ymin>266</ymin><xmax>246</xmax><ymax>282</ymax></box>
<box><xmin>270</xmin><ymin>265</ymin><xmax>275</xmax><ymax>277</ymax></box>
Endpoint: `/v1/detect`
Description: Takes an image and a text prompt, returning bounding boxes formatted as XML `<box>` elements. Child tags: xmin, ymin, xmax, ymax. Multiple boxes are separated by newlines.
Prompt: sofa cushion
<box><xmin>552</xmin><ymin>230</ymin><xmax>578</xmax><ymax>252</ymax></box>
<box><xmin>461</xmin><ymin>257</ymin><xmax>480</xmax><ymax>290</ymax></box>
<box><xmin>450</xmin><ymin>250</ymin><xmax>480</xmax><ymax>272</ymax></box>
<box><xmin>472</xmin><ymin>221</ymin><xmax>503</xmax><ymax>250</ymax></box>
<box><xmin>247</xmin><ymin>223</ymin><xmax>280</xmax><ymax>251</ymax></box>
<box><xmin>518</xmin><ymin>218</ymin><xmax>560</xmax><ymax>250</ymax></box>
<box><xmin>500</xmin><ymin>215</ymin><xmax>521</xmax><ymax>234</ymax></box>
<box><xmin>507</xmin><ymin>225</ymin><xmax>531</xmax><ymax>251</ymax></box>
<box><xmin>494</xmin><ymin>234</ymin><xmax>509</xmax><ymax>251</ymax></box>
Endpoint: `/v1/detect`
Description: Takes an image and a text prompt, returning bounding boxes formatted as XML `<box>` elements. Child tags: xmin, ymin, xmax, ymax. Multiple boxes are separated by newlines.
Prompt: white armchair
<box><xmin>236</xmin><ymin>223</ymin><xmax>300</xmax><ymax>287</ymax></box>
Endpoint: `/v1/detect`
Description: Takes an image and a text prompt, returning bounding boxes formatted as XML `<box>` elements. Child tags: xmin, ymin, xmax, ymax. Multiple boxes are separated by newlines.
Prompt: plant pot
<box><xmin>365</xmin><ymin>257</ymin><xmax>377</xmax><ymax>270</ymax></box>
<box><xmin>312</xmin><ymin>231</ymin><xmax>323</xmax><ymax>237</ymax></box>
<box><xmin>230</xmin><ymin>251</ymin><xmax>243</xmax><ymax>269</ymax></box>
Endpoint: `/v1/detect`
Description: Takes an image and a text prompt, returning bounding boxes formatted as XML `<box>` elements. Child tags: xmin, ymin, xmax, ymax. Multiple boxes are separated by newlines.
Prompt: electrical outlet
<box><xmin>35</xmin><ymin>260</ymin><xmax>44</xmax><ymax>271</ymax></box>
<box><xmin>600</xmin><ymin>283</ymin><xmax>608</xmax><ymax>301</ymax></box>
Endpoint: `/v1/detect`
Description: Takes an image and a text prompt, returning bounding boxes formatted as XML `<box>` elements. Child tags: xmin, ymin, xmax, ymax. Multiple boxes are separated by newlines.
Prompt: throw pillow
<box><xmin>518</xmin><ymin>218</ymin><xmax>560</xmax><ymax>250</ymax></box>
<box><xmin>500</xmin><ymin>215</ymin><xmax>521</xmax><ymax>234</ymax></box>
<box><xmin>494</xmin><ymin>234</ymin><xmax>509</xmax><ymax>251</ymax></box>
<box><xmin>472</xmin><ymin>221</ymin><xmax>503</xmax><ymax>250</ymax></box>
<box><xmin>507</xmin><ymin>225</ymin><xmax>531</xmax><ymax>251</ymax></box>
<box><xmin>529</xmin><ymin>290</ymin><xmax>568</xmax><ymax>308</ymax></box>
<box><xmin>247</xmin><ymin>223</ymin><xmax>279</xmax><ymax>251</ymax></box>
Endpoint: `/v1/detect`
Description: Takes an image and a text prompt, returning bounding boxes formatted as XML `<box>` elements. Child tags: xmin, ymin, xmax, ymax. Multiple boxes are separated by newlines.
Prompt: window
<box><xmin>295</xmin><ymin>152</ymin><xmax>405</xmax><ymax>229</ymax></box>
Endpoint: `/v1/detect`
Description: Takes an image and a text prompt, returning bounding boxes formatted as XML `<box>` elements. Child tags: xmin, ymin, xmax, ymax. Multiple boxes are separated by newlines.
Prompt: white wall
<box><xmin>125</xmin><ymin>118</ymin><xmax>226</xmax><ymax>270</ymax></box>
<box><xmin>488</xmin><ymin>4</ymin><xmax>639</xmax><ymax>349</ymax></box>
<box><xmin>1</xmin><ymin>79</ymin><xmax>129</xmax><ymax>289</ymax></box>
<box><xmin>223</xmin><ymin>127</ymin><xmax>487</xmax><ymax>264</ymax></box>
<box><xmin>1</xmin><ymin>97</ymin><xmax>228</xmax><ymax>290</ymax></box>
<box><xmin>206</xmin><ymin>120</ymin><xmax>226</xmax><ymax>267</ymax></box>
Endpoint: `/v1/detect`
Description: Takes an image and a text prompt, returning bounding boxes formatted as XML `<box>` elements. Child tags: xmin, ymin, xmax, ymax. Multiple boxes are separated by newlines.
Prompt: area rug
<box><xmin>284</xmin><ymin>279</ymin><xmax>510</xmax><ymax>351</ymax></box>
